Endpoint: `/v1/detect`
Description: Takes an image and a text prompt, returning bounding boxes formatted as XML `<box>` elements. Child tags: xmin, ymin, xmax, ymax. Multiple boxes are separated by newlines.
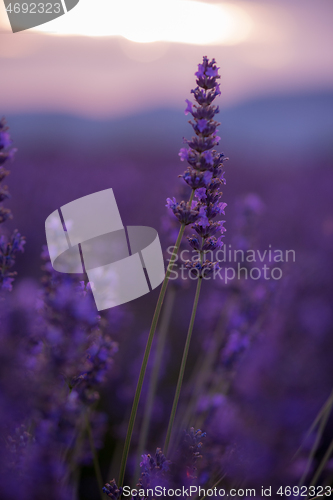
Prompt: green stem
<box><xmin>309</xmin><ymin>437</ymin><xmax>333</xmax><ymax>490</ymax></box>
<box><xmin>86</xmin><ymin>414</ymin><xmax>104</xmax><ymax>500</ymax></box>
<box><xmin>299</xmin><ymin>395</ymin><xmax>333</xmax><ymax>487</ymax></box>
<box><xmin>118</xmin><ymin>190</ymin><xmax>195</xmax><ymax>487</ymax></box>
<box><xmin>134</xmin><ymin>286</ymin><xmax>176</xmax><ymax>482</ymax></box>
<box><xmin>164</xmin><ymin>274</ymin><xmax>203</xmax><ymax>455</ymax></box>
<box><xmin>71</xmin><ymin>466</ymin><xmax>81</xmax><ymax>500</ymax></box>
<box><xmin>294</xmin><ymin>388</ymin><xmax>333</xmax><ymax>459</ymax></box>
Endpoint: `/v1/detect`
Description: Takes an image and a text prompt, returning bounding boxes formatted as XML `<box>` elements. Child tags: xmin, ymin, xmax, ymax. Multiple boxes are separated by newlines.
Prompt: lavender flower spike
<box><xmin>168</xmin><ymin>56</ymin><xmax>226</xmax><ymax>219</ymax></box>
<box><xmin>0</xmin><ymin>119</ymin><xmax>25</xmax><ymax>291</ymax></box>
<box><xmin>0</xmin><ymin>118</ymin><xmax>17</xmax><ymax>166</ymax></box>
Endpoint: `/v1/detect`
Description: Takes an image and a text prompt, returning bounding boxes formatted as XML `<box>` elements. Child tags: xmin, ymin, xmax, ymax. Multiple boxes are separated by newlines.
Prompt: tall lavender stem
<box><xmin>118</xmin><ymin>202</ymin><xmax>194</xmax><ymax>486</ymax></box>
<box><xmin>164</xmin><ymin>271</ymin><xmax>203</xmax><ymax>455</ymax></box>
<box><xmin>134</xmin><ymin>285</ymin><xmax>177</xmax><ymax>481</ymax></box>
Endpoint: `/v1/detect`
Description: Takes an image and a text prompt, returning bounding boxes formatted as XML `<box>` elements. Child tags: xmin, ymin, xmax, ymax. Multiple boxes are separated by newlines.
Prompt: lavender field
<box><xmin>1</xmin><ymin>40</ymin><xmax>333</xmax><ymax>500</ymax></box>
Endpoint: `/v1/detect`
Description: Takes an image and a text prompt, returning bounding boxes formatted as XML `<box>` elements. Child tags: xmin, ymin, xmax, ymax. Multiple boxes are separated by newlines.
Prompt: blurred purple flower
<box><xmin>0</xmin><ymin>120</ymin><xmax>24</xmax><ymax>291</ymax></box>
<box><xmin>172</xmin><ymin>428</ymin><xmax>206</xmax><ymax>487</ymax></box>
<box><xmin>168</xmin><ymin>56</ymin><xmax>226</xmax><ymax>240</ymax></box>
<box><xmin>103</xmin><ymin>479</ymin><xmax>123</xmax><ymax>499</ymax></box>
<box><xmin>178</xmin><ymin>147</ymin><xmax>189</xmax><ymax>161</ymax></box>
<box><xmin>0</xmin><ymin>118</ymin><xmax>17</xmax><ymax>166</ymax></box>
<box><xmin>195</xmin><ymin>187</ymin><xmax>207</xmax><ymax>201</ymax></box>
<box><xmin>184</xmin><ymin>99</ymin><xmax>193</xmax><ymax>115</ymax></box>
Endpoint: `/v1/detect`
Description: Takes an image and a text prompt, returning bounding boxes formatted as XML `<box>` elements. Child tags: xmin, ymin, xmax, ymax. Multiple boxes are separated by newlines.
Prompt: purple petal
<box><xmin>184</xmin><ymin>99</ymin><xmax>193</xmax><ymax>115</ymax></box>
<box><xmin>218</xmin><ymin>202</ymin><xmax>227</xmax><ymax>215</ymax></box>
<box><xmin>166</xmin><ymin>197</ymin><xmax>177</xmax><ymax>209</ymax></box>
<box><xmin>198</xmin><ymin>206</ymin><xmax>209</xmax><ymax>227</ymax></box>
<box><xmin>178</xmin><ymin>148</ymin><xmax>189</xmax><ymax>161</ymax></box>
<box><xmin>202</xmin><ymin>150</ymin><xmax>214</xmax><ymax>166</ymax></box>
<box><xmin>197</xmin><ymin>119</ymin><xmax>207</xmax><ymax>133</ymax></box>
<box><xmin>203</xmin><ymin>171</ymin><xmax>213</xmax><ymax>185</ymax></box>
<box><xmin>195</xmin><ymin>187</ymin><xmax>207</xmax><ymax>201</ymax></box>
<box><xmin>0</xmin><ymin>131</ymin><xmax>12</xmax><ymax>149</ymax></box>
<box><xmin>206</xmin><ymin>66</ymin><xmax>220</xmax><ymax>78</ymax></box>
<box><xmin>195</xmin><ymin>64</ymin><xmax>205</xmax><ymax>78</ymax></box>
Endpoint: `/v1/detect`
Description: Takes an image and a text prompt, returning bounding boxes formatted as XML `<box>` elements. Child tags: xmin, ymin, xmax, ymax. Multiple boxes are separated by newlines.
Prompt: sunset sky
<box><xmin>0</xmin><ymin>0</ymin><xmax>332</xmax><ymax>117</ymax></box>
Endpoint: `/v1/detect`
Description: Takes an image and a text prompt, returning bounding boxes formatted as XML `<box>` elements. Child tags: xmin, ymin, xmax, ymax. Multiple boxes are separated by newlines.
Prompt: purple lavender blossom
<box><xmin>38</xmin><ymin>246</ymin><xmax>118</xmax><ymax>405</ymax></box>
<box><xmin>0</xmin><ymin>289</ymin><xmax>75</xmax><ymax>500</ymax></box>
<box><xmin>167</xmin><ymin>57</ymin><xmax>228</xmax><ymax>277</ymax></box>
<box><xmin>202</xmin><ymin>235</ymin><xmax>224</xmax><ymax>252</ymax></box>
<box><xmin>185</xmin><ymin>260</ymin><xmax>221</xmax><ymax>279</ymax></box>
<box><xmin>184</xmin><ymin>99</ymin><xmax>193</xmax><ymax>116</ymax></box>
<box><xmin>140</xmin><ymin>448</ymin><xmax>170</xmax><ymax>478</ymax></box>
<box><xmin>0</xmin><ymin>246</ymin><xmax>119</xmax><ymax>498</ymax></box>
<box><xmin>167</xmin><ymin>56</ymin><xmax>226</xmax><ymax>238</ymax></box>
<box><xmin>0</xmin><ymin>118</ymin><xmax>16</xmax><ymax>166</ymax></box>
<box><xmin>171</xmin><ymin>428</ymin><xmax>207</xmax><ymax>490</ymax></box>
<box><xmin>192</xmin><ymin>219</ymin><xmax>226</xmax><ymax>239</ymax></box>
<box><xmin>181</xmin><ymin>167</ymin><xmax>212</xmax><ymax>190</ymax></box>
<box><xmin>103</xmin><ymin>449</ymin><xmax>170</xmax><ymax>500</ymax></box>
<box><xmin>195</xmin><ymin>187</ymin><xmax>207</xmax><ymax>201</ymax></box>
<box><xmin>103</xmin><ymin>479</ymin><xmax>123</xmax><ymax>499</ymax></box>
<box><xmin>0</xmin><ymin>230</ymin><xmax>26</xmax><ymax>291</ymax></box>
<box><xmin>161</xmin><ymin>184</ymin><xmax>193</xmax><ymax>291</ymax></box>
<box><xmin>0</xmin><ymin>120</ymin><xmax>24</xmax><ymax>290</ymax></box>
<box><xmin>134</xmin><ymin>448</ymin><xmax>171</xmax><ymax>496</ymax></box>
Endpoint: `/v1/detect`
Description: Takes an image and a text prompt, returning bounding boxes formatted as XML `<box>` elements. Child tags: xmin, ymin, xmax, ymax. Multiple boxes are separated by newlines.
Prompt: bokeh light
<box><xmin>31</xmin><ymin>0</ymin><xmax>253</xmax><ymax>45</ymax></box>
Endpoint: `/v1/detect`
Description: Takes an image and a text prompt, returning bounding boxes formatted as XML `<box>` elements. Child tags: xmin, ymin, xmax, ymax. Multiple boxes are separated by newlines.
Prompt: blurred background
<box><xmin>0</xmin><ymin>0</ymin><xmax>333</xmax><ymax>497</ymax></box>
<box><xmin>0</xmin><ymin>0</ymin><xmax>332</xmax><ymax>277</ymax></box>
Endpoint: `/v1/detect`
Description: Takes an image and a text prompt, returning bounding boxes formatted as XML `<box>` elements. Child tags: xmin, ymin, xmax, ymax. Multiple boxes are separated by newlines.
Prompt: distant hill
<box><xmin>7</xmin><ymin>91</ymin><xmax>333</xmax><ymax>165</ymax></box>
